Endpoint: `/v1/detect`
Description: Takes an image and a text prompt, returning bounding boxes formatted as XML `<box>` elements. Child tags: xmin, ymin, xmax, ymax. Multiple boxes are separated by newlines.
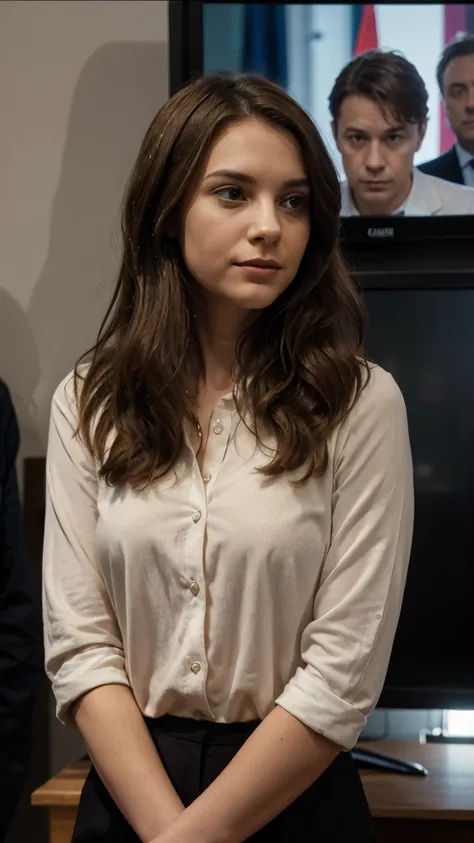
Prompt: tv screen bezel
<box><xmin>169</xmin><ymin>0</ymin><xmax>474</xmax><ymax>246</ymax></box>
<box><xmin>361</xmin><ymin>281</ymin><xmax>474</xmax><ymax>711</ymax></box>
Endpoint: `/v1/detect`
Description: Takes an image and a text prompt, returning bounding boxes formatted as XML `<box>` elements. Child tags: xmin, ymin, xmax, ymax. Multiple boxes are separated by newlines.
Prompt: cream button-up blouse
<box><xmin>42</xmin><ymin>363</ymin><xmax>414</xmax><ymax>751</ymax></box>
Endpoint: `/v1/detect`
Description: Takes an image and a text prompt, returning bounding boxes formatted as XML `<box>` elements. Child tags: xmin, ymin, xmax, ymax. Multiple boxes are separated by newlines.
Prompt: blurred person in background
<box><xmin>418</xmin><ymin>34</ymin><xmax>474</xmax><ymax>186</ymax></box>
<box><xmin>0</xmin><ymin>379</ymin><xmax>41</xmax><ymax>841</ymax></box>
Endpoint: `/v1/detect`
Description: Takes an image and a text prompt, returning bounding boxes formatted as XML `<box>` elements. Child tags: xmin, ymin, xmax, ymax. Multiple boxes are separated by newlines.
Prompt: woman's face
<box><xmin>180</xmin><ymin>118</ymin><xmax>311</xmax><ymax>315</ymax></box>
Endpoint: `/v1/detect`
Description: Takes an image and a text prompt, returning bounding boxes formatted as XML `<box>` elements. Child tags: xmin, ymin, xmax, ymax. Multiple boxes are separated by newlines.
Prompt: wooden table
<box><xmin>32</xmin><ymin>739</ymin><xmax>474</xmax><ymax>843</ymax></box>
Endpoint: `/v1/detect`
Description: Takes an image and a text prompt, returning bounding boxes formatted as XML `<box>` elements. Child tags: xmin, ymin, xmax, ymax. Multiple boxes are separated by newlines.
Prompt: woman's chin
<box><xmin>226</xmin><ymin>286</ymin><xmax>282</xmax><ymax>311</ymax></box>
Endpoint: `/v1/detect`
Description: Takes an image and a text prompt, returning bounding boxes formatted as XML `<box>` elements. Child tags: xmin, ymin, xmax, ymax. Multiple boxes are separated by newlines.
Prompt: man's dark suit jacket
<box><xmin>417</xmin><ymin>145</ymin><xmax>464</xmax><ymax>185</ymax></box>
<box><xmin>0</xmin><ymin>380</ymin><xmax>41</xmax><ymax>840</ymax></box>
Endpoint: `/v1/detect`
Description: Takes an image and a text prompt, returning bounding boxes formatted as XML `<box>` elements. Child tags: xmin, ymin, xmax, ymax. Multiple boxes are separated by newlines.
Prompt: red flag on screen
<box><xmin>354</xmin><ymin>5</ymin><xmax>378</xmax><ymax>55</ymax></box>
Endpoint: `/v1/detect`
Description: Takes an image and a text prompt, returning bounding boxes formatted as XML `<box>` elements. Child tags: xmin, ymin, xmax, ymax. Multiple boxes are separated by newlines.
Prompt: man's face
<box><xmin>332</xmin><ymin>94</ymin><xmax>426</xmax><ymax>215</ymax></box>
<box><xmin>442</xmin><ymin>54</ymin><xmax>474</xmax><ymax>154</ymax></box>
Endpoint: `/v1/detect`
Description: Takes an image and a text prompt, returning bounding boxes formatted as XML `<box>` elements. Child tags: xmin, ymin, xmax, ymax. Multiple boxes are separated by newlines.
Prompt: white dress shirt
<box><xmin>341</xmin><ymin>167</ymin><xmax>474</xmax><ymax>216</ymax></box>
<box><xmin>455</xmin><ymin>143</ymin><xmax>474</xmax><ymax>189</ymax></box>
<box><xmin>43</xmin><ymin>363</ymin><xmax>414</xmax><ymax>751</ymax></box>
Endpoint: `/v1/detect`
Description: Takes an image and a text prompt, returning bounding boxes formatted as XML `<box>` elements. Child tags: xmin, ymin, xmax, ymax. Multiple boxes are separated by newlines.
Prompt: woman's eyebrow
<box><xmin>204</xmin><ymin>169</ymin><xmax>310</xmax><ymax>189</ymax></box>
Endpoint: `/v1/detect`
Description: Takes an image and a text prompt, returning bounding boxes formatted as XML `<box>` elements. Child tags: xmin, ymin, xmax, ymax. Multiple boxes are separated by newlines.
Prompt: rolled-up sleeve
<box><xmin>43</xmin><ymin>373</ymin><xmax>130</xmax><ymax>724</ymax></box>
<box><xmin>276</xmin><ymin>366</ymin><xmax>414</xmax><ymax>750</ymax></box>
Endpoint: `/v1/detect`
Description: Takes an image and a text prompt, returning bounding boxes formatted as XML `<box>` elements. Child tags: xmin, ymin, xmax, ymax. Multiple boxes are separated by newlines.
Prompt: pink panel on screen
<box><xmin>440</xmin><ymin>4</ymin><xmax>466</xmax><ymax>152</ymax></box>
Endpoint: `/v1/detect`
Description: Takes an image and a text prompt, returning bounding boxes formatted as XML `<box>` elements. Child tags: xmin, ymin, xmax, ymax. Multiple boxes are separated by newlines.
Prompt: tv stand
<box><xmin>352</xmin><ymin>745</ymin><xmax>428</xmax><ymax>775</ymax></box>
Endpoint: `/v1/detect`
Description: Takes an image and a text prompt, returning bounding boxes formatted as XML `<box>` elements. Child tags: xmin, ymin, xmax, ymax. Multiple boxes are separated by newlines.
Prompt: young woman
<box><xmin>43</xmin><ymin>72</ymin><xmax>414</xmax><ymax>843</ymax></box>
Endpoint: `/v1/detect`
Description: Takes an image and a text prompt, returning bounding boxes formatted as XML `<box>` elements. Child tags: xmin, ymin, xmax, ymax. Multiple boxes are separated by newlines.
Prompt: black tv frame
<box><xmin>168</xmin><ymin>0</ymin><xmax>474</xmax><ymax>278</ymax></box>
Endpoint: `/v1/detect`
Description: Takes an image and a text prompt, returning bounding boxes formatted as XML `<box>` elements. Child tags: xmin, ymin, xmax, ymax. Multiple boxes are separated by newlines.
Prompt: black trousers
<box><xmin>72</xmin><ymin>714</ymin><xmax>375</xmax><ymax>842</ymax></box>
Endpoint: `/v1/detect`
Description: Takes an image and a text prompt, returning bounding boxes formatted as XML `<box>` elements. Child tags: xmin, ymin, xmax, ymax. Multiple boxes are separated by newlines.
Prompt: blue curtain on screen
<box><xmin>467</xmin><ymin>4</ymin><xmax>474</xmax><ymax>33</ymax></box>
<box><xmin>351</xmin><ymin>5</ymin><xmax>363</xmax><ymax>54</ymax></box>
<box><xmin>243</xmin><ymin>4</ymin><xmax>287</xmax><ymax>88</ymax></box>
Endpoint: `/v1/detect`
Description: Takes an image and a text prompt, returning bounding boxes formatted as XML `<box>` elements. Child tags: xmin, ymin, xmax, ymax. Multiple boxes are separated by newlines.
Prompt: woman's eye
<box><xmin>215</xmin><ymin>186</ymin><xmax>244</xmax><ymax>202</ymax></box>
<box><xmin>281</xmin><ymin>195</ymin><xmax>307</xmax><ymax>211</ymax></box>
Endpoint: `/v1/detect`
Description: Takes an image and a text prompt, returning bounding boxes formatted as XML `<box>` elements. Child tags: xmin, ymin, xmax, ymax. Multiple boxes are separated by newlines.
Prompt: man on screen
<box><xmin>328</xmin><ymin>50</ymin><xmax>474</xmax><ymax>216</ymax></box>
<box><xmin>418</xmin><ymin>34</ymin><xmax>474</xmax><ymax>186</ymax></box>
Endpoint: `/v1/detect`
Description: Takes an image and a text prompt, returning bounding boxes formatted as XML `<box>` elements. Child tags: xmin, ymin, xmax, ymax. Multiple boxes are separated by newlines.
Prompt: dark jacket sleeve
<box><xmin>0</xmin><ymin>380</ymin><xmax>42</xmax><ymax>838</ymax></box>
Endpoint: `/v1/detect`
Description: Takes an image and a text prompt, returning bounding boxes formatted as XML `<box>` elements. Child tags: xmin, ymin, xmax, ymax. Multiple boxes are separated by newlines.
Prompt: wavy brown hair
<box><xmin>75</xmin><ymin>72</ymin><xmax>369</xmax><ymax>488</ymax></box>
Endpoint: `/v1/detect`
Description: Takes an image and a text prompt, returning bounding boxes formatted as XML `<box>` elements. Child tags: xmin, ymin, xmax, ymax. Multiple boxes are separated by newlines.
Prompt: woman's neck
<box><xmin>200</xmin><ymin>329</ymin><xmax>236</xmax><ymax>392</ymax></box>
<box><xmin>195</xmin><ymin>300</ymin><xmax>251</xmax><ymax>393</ymax></box>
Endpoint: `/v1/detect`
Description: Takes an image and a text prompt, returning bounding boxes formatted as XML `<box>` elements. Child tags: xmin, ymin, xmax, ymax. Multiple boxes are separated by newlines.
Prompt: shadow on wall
<box><xmin>1</xmin><ymin>41</ymin><xmax>168</xmax><ymax>843</ymax></box>
<box><xmin>0</xmin><ymin>288</ymin><xmax>42</xmax><ymax>456</ymax></box>
<box><xmin>27</xmin><ymin>39</ymin><xmax>168</xmax><ymax>447</ymax></box>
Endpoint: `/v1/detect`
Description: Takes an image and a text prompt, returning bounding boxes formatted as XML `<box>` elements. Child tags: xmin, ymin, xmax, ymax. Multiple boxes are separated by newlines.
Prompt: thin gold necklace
<box><xmin>186</xmin><ymin>383</ymin><xmax>235</xmax><ymax>457</ymax></box>
<box><xmin>185</xmin><ymin>389</ymin><xmax>203</xmax><ymax>456</ymax></box>
<box><xmin>194</xmin><ymin>415</ymin><xmax>203</xmax><ymax>456</ymax></box>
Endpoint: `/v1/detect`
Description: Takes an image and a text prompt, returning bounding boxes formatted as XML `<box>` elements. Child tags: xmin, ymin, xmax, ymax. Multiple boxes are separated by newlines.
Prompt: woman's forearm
<box><xmin>151</xmin><ymin>705</ymin><xmax>340</xmax><ymax>843</ymax></box>
<box><xmin>72</xmin><ymin>684</ymin><xmax>184</xmax><ymax>842</ymax></box>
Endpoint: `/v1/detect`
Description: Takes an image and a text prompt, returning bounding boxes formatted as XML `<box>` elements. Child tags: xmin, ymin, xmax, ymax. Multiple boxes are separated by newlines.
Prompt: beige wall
<box><xmin>0</xmin><ymin>0</ymin><xmax>168</xmax><ymax>774</ymax></box>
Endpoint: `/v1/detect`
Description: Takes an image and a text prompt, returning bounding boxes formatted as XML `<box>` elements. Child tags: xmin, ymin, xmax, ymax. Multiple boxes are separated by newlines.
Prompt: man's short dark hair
<box><xmin>436</xmin><ymin>33</ymin><xmax>474</xmax><ymax>93</ymax></box>
<box><xmin>328</xmin><ymin>49</ymin><xmax>429</xmax><ymax>128</ymax></box>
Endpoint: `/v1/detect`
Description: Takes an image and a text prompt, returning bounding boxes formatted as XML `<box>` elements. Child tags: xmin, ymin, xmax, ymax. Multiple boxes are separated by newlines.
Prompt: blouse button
<box><xmin>189</xmin><ymin>581</ymin><xmax>200</xmax><ymax>597</ymax></box>
<box><xmin>192</xmin><ymin>510</ymin><xmax>201</xmax><ymax>523</ymax></box>
<box><xmin>190</xmin><ymin>662</ymin><xmax>202</xmax><ymax>675</ymax></box>
<box><xmin>213</xmin><ymin>423</ymin><xmax>223</xmax><ymax>435</ymax></box>
<box><xmin>203</xmin><ymin>472</ymin><xmax>212</xmax><ymax>484</ymax></box>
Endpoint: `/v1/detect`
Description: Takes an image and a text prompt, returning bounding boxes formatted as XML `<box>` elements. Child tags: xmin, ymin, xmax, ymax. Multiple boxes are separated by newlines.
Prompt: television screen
<box><xmin>203</xmin><ymin>3</ymin><xmax>474</xmax><ymax>219</ymax></box>
<box><xmin>363</xmin><ymin>288</ymin><xmax>474</xmax><ymax>707</ymax></box>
